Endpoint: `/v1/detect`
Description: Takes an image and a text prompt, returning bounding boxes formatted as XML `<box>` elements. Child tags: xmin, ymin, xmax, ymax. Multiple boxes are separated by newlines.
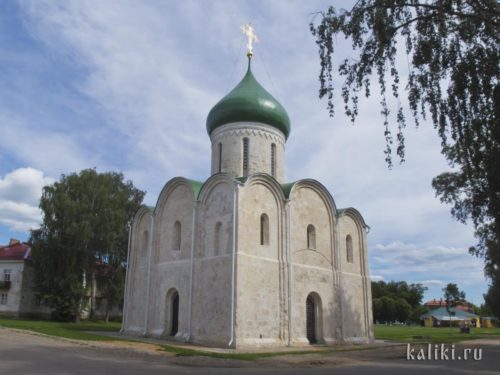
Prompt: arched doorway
<box><xmin>165</xmin><ymin>288</ymin><xmax>179</xmax><ymax>337</ymax></box>
<box><xmin>170</xmin><ymin>291</ymin><xmax>179</xmax><ymax>336</ymax></box>
<box><xmin>306</xmin><ymin>295</ymin><xmax>316</xmax><ymax>343</ymax></box>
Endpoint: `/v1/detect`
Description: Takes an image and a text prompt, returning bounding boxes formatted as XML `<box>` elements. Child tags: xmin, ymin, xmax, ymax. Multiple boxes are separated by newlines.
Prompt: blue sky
<box><xmin>0</xmin><ymin>1</ymin><xmax>487</xmax><ymax>305</ymax></box>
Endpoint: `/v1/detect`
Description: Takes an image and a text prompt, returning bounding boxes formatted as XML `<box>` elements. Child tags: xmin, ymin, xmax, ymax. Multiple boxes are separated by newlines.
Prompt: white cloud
<box><xmin>370</xmin><ymin>241</ymin><xmax>485</xmax><ymax>285</ymax></box>
<box><xmin>420</xmin><ymin>279</ymin><xmax>446</xmax><ymax>287</ymax></box>
<box><xmin>368</xmin><ymin>240</ymin><xmax>487</xmax><ymax>303</ymax></box>
<box><xmin>0</xmin><ymin>113</ymin><xmax>97</xmax><ymax>176</ymax></box>
<box><xmin>0</xmin><ymin>168</ymin><xmax>54</xmax><ymax>232</ymax></box>
<box><xmin>370</xmin><ymin>275</ymin><xmax>384</xmax><ymax>282</ymax></box>
<box><xmin>0</xmin><ymin>167</ymin><xmax>53</xmax><ymax>205</ymax></box>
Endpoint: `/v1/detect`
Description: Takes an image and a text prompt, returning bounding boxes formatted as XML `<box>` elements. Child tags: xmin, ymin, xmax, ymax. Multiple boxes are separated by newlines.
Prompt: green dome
<box><xmin>206</xmin><ymin>62</ymin><xmax>291</xmax><ymax>139</ymax></box>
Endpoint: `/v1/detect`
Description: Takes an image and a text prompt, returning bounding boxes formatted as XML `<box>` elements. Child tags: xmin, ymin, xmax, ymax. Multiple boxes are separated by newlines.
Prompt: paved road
<box><xmin>1</xmin><ymin>329</ymin><xmax>499</xmax><ymax>375</ymax></box>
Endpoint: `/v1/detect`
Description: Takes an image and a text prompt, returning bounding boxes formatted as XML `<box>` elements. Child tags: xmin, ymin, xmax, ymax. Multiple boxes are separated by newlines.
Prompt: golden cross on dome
<box><xmin>240</xmin><ymin>23</ymin><xmax>258</xmax><ymax>58</ymax></box>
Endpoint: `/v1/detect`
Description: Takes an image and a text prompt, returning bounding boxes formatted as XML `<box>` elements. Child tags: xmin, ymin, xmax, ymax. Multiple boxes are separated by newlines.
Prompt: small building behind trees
<box><xmin>480</xmin><ymin>317</ymin><xmax>497</xmax><ymax>328</ymax></box>
<box><xmin>0</xmin><ymin>239</ymin><xmax>50</xmax><ymax>318</ymax></box>
<box><xmin>0</xmin><ymin>238</ymin><xmax>122</xmax><ymax>320</ymax></box>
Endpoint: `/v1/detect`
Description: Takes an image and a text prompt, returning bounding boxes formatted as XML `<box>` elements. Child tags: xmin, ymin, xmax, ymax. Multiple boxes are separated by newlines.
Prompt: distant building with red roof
<box><xmin>0</xmin><ymin>239</ymin><xmax>31</xmax><ymax>261</ymax></box>
<box><xmin>0</xmin><ymin>239</ymin><xmax>122</xmax><ymax>319</ymax></box>
<box><xmin>0</xmin><ymin>239</ymin><xmax>50</xmax><ymax>317</ymax></box>
<box><xmin>424</xmin><ymin>298</ymin><xmax>473</xmax><ymax>313</ymax></box>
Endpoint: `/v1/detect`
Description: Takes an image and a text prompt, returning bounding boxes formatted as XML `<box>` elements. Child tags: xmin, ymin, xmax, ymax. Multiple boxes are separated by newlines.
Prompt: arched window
<box><xmin>218</xmin><ymin>143</ymin><xmax>222</xmax><ymax>173</ymax></box>
<box><xmin>346</xmin><ymin>235</ymin><xmax>353</xmax><ymax>263</ymax></box>
<box><xmin>260</xmin><ymin>213</ymin><xmax>269</xmax><ymax>246</ymax></box>
<box><xmin>214</xmin><ymin>221</ymin><xmax>222</xmax><ymax>256</ymax></box>
<box><xmin>242</xmin><ymin>138</ymin><xmax>249</xmax><ymax>177</ymax></box>
<box><xmin>307</xmin><ymin>224</ymin><xmax>316</xmax><ymax>249</ymax></box>
<box><xmin>271</xmin><ymin>143</ymin><xmax>276</xmax><ymax>178</ymax></box>
<box><xmin>173</xmin><ymin>221</ymin><xmax>181</xmax><ymax>251</ymax></box>
<box><xmin>137</xmin><ymin>230</ymin><xmax>149</xmax><ymax>266</ymax></box>
<box><xmin>142</xmin><ymin>230</ymin><xmax>149</xmax><ymax>255</ymax></box>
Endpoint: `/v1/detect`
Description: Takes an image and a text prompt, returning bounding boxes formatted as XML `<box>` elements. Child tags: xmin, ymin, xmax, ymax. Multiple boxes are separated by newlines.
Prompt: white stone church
<box><xmin>122</xmin><ymin>40</ymin><xmax>373</xmax><ymax>348</ymax></box>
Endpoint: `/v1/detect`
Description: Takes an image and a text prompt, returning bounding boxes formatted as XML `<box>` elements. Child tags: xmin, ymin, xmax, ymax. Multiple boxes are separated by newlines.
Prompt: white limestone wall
<box><xmin>124</xmin><ymin>209</ymin><xmax>151</xmax><ymax>335</ymax></box>
<box><xmin>148</xmin><ymin>261</ymin><xmax>191</xmax><ymax>338</ymax></box>
<box><xmin>289</xmin><ymin>186</ymin><xmax>333</xmax><ymax>267</ymax></box>
<box><xmin>122</xmin><ymin>173</ymin><xmax>373</xmax><ymax>347</ymax></box>
<box><xmin>289</xmin><ymin>185</ymin><xmax>338</xmax><ymax>344</ymax></box>
<box><xmin>148</xmin><ymin>181</ymin><xmax>195</xmax><ymax>339</ymax></box>
<box><xmin>191</xmin><ymin>257</ymin><xmax>232</xmax><ymax>345</ymax></box>
<box><xmin>190</xmin><ymin>179</ymin><xmax>234</xmax><ymax>346</ymax></box>
<box><xmin>338</xmin><ymin>214</ymin><xmax>372</xmax><ymax>342</ymax></box>
<box><xmin>153</xmin><ymin>182</ymin><xmax>194</xmax><ymax>264</ymax></box>
<box><xmin>235</xmin><ymin>180</ymin><xmax>284</xmax><ymax>347</ymax></box>
<box><xmin>210</xmin><ymin>122</ymin><xmax>286</xmax><ymax>182</ymax></box>
<box><xmin>199</xmin><ymin>180</ymin><xmax>233</xmax><ymax>258</ymax></box>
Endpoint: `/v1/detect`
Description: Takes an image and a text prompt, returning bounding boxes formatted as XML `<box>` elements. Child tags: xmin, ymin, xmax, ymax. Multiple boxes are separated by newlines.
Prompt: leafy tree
<box><xmin>371</xmin><ymin>280</ymin><xmax>427</xmax><ymax>323</ymax></box>
<box><xmin>443</xmin><ymin>282</ymin><xmax>466</xmax><ymax>307</ymax></box>
<box><xmin>395</xmin><ymin>298</ymin><xmax>412</xmax><ymax>323</ymax></box>
<box><xmin>404</xmin><ymin>283</ymin><xmax>427</xmax><ymax>308</ymax></box>
<box><xmin>31</xmin><ymin>169</ymin><xmax>144</xmax><ymax>321</ymax></box>
<box><xmin>380</xmin><ymin>295</ymin><xmax>397</xmax><ymax>322</ymax></box>
<box><xmin>371</xmin><ymin>280</ymin><xmax>427</xmax><ymax>308</ymax></box>
<box><xmin>371</xmin><ymin>280</ymin><xmax>386</xmax><ymax>299</ymax></box>
<box><xmin>483</xmin><ymin>273</ymin><xmax>500</xmax><ymax>318</ymax></box>
<box><xmin>442</xmin><ymin>283</ymin><xmax>466</xmax><ymax>333</ymax></box>
<box><xmin>409</xmin><ymin>304</ymin><xmax>429</xmax><ymax>324</ymax></box>
<box><xmin>310</xmin><ymin>1</ymin><xmax>500</xmax><ymax>283</ymax></box>
<box><xmin>372</xmin><ymin>297</ymin><xmax>383</xmax><ymax>323</ymax></box>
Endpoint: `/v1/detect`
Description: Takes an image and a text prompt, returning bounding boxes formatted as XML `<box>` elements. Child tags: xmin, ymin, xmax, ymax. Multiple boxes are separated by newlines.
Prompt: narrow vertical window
<box><xmin>134</xmin><ymin>230</ymin><xmax>149</xmax><ymax>269</ymax></box>
<box><xmin>214</xmin><ymin>221</ymin><xmax>222</xmax><ymax>256</ymax></box>
<box><xmin>307</xmin><ymin>225</ymin><xmax>316</xmax><ymax>249</ymax></box>
<box><xmin>141</xmin><ymin>230</ymin><xmax>149</xmax><ymax>259</ymax></box>
<box><xmin>260</xmin><ymin>213</ymin><xmax>269</xmax><ymax>246</ymax></box>
<box><xmin>173</xmin><ymin>221</ymin><xmax>181</xmax><ymax>251</ymax></box>
<box><xmin>218</xmin><ymin>143</ymin><xmax>222</xmax><ymax>173</ymax></box>
<box><xmin>271</xmin><ymin>143</ymin><xmax>276</xmax><ymax>178</ymax></box>
<box><xmin>346</xmin><ymin>235</ymin><xmax>353</xmax><ymax>263</ymax></box>
<box><xmin>242</xmin><ymin>138</ymin><xmax>249</xmax><ymax>177</ymax></box>
<box><xmin>0</xmin><ymin>293</ymin><xmax>7</xmax><ymax>305</ymax></box>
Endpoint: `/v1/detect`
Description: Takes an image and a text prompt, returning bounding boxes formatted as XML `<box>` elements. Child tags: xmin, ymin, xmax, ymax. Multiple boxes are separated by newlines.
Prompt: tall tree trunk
<box><xmin>105</xmin><ymin>298</ymin><xmax>110</xmax><ymax>324</ymax></box>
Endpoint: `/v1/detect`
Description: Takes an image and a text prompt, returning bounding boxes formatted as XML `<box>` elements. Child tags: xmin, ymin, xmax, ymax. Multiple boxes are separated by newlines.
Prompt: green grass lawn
<box><xmin>0</xmin><ymin>317</ymin><xmax>122</xmax><ymax>341</ymax></box>
<box><xmin>375</xmin><ymin>324</ymin><xmax>500</xmax><ymax>343</ymax></box>
<box><xmin>5</xmin><ymin>317</ymin><xmax>500</xmax><ymax>360</ymax></box>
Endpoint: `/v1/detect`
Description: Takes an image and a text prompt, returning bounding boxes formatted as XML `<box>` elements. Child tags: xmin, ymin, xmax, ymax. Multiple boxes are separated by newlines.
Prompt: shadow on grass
<box><xmin>0</xmin><ymin>317</ymin><xmax>123</xmax><ymax>341</ymax></box>
<box><xmin>159</xmin><ymin>343</ymin><xmax>404</xmax><ymax>361</ymax></box>
<box><xmin>160</xmin><ymin>345</ymin><xmax>331</xmax><ymax>361</ymax></box>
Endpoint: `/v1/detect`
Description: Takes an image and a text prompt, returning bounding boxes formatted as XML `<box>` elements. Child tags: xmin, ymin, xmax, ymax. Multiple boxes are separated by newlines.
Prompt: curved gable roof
<box><xmin>337</xmin><ymin>207</ymin><xmax>369</xmax><ymax>230</ymax></box>
<box><xmin>282</xmin><ymin>179</ymin><xmax>338</xmax><ymax>215</ymax></box>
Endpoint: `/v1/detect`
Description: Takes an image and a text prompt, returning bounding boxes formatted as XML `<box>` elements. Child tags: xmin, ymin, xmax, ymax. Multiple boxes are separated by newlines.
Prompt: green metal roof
<box><xmin>206</xmin><ymin>60</ymin><xmax>290</xmax><ymax>139</ymax></box>
<box><xmin>186</xmin><ymin>179</ymin><xmax>204</xmax><ymax>199</ymax></box>
<box><xmin>281</xmin><ymin>182</ymin><xmax>296</xmax><ymax>199</ymax></box>
<box><xmin>420</xmin><ymin>307</ymin><xmax>479</xmax><ymax>320</ymax></box>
